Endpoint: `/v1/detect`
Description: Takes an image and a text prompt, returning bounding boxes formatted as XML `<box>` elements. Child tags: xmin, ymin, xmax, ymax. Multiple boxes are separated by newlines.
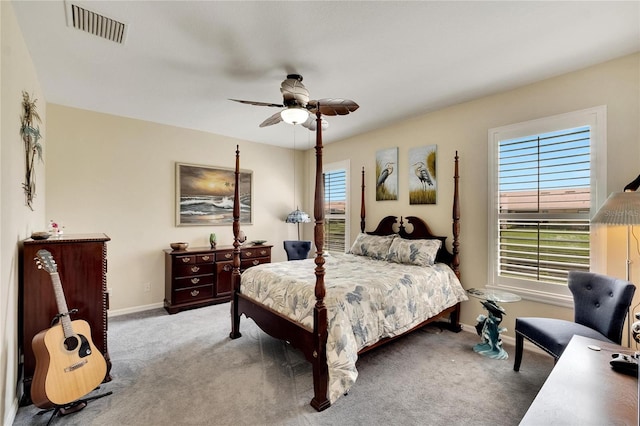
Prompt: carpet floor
<box><xmin>13</xmin><ymin>303</ymin><xmax>553</xmax><ymax>425</ymax></box>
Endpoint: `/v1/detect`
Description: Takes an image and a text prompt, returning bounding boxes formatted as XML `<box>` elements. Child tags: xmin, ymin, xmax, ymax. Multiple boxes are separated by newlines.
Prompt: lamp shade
<box><xmin>281</xmin><ymin>107</ymin><xmax>309</xmax><ymax>125</ymax></box>
<box><xmin>285</xmin><ymin>208</ymin><xmax>311</xmax><ymax>224</ymax></box>
<box><xmin>591</xmin><ymin>192</ymin><xmax>640</xmax><ymax>225</ymax></box>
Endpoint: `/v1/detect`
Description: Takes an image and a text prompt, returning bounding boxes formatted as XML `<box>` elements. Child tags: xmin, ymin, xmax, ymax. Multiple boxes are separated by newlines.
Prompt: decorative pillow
<box><xmin>348</xmin><ymin>233</ymin><xmax>396</xmax><ymax>260</ymax></box>
<box><xmin>386</xmin><ymin>238</ymin><xmax>442</xmax><ymax>266</ymax></box>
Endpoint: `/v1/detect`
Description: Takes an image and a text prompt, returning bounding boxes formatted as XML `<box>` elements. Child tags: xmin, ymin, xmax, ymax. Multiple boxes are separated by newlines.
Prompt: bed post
<box><xmin>452</xmin><ymin>151</ymin><xmax>460</xmax><ymax>279</ymax></box>
<box><xmin>448</xmin><ymin>150</ymin><xmax>462</xmax><ymax>332</ymax></box>
<box><xmin>229</xmin><ymin>145</ymin><xmax>242</xmax><ymax>339</ymax></box>
<box><xmin>360</xmin><ymin>166</ymin><xmax>366</xmax><ymax>233</ymax></box>
<box><xmin>310</xmin><ymin>108</ymin><xmax>330</xmax><ymax>412</ymax></box>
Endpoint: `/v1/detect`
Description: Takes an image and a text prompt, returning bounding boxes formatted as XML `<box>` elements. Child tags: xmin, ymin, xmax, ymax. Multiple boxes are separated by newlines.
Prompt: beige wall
<box><xmin>46</xmin><ymin>105</ymin><xmax>303</xmax><ymax>312</ymax></box>
<box><xmin>1</xmin><ymin>3</ymin><xmax>46</xmax><ymax>423</ymax></box>
<box><xmin>317</xmin><ymin>53</ymin><xmax>640</xmax><ymax>339</ymax></box>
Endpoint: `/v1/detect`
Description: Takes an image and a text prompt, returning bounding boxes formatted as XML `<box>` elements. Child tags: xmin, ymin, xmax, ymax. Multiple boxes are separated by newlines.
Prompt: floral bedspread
<box><xmin>240</xmin><ymin>253</ymin><xmax>468</xmax><ymax>403</ymax></box>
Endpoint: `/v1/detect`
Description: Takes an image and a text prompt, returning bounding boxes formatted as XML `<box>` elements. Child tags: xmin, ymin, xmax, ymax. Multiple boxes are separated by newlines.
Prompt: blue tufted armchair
<box><xmin>514</xmin><ymin>271</ymin><xmax>636</xmax><ymax>371</ymax></box>
<box><xmin>283</xmin><ymin>240</ymin><xmax>312</xmax><ymax>261</ymax></box>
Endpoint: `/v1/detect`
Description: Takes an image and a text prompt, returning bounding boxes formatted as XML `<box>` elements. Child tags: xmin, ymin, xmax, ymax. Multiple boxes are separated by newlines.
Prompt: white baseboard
<box><xmin>108</xmin><ymin>302</ymin><xmax>164</xmax><ymax>318</ymax></box>
<box><xmin>5</xmin><ymin>398</ymin><xmax>18</xmax><ymax>426</ymax></box>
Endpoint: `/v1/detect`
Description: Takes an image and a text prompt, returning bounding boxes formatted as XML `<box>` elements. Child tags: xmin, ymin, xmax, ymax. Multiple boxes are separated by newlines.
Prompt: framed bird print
<box><xmin>408</xmin><ymin>145</ymin><xmax>437</xmax><ymax>205</ymax></box>
<box><xmin>376</xmin><ymin>147</ymin><xmax>398</xmax><ymax>201</ymax></box>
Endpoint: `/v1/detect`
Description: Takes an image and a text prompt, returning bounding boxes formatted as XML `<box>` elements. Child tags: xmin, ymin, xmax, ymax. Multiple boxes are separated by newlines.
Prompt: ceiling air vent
<box><xmin>65</xmin><ymin>2</ymin><xmax>127</xmax><ymax>44</ymax></box>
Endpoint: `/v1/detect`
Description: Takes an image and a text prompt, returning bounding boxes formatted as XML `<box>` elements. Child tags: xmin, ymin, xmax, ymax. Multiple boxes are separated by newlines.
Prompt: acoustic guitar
<box><xmin>30</xmin><ymin>249</ymin><xmax>107</xmax><ymax>408</ymax></box>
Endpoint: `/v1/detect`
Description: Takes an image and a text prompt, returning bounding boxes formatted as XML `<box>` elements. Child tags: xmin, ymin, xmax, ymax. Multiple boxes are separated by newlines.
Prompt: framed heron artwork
<box><xmin>408</xmin><ymin>145</ymin><xmax>437</xmax><ymax>205</ymax></box>
<box><xmin>176</xmin><ymin>162</ymin><xmax>252</xmax><ymax>226</ymax></box>
<box><xmin>376</xmin><ymin>147</ymin><xmax>398</xmax><ymax>201</ymax></box>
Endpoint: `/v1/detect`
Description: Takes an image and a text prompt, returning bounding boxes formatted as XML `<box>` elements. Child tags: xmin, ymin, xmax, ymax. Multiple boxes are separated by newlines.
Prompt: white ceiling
<box><xmin>11</xmin><ymin>1</ymin><xmax>640</xmax><ymax>149</ymax></box>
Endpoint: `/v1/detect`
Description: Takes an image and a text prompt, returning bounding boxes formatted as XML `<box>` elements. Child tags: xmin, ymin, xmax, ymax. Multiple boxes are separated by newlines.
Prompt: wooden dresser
<box><xmin>19</xmin><ymin>233</ymin><xmax>111</xmax><ymax>405</ymax></box>
<box><xmin>164</xmin><ymin>244</ymin><xmax>271</xmax><ymax>314</ymax></box>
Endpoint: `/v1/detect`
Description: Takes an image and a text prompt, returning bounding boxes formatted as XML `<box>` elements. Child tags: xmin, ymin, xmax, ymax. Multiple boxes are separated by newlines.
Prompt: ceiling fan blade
<box><xmin>229</xmin><ymin>99</ymin><xmax>284</xmax><ymax>108</ymax></box>
<box><xmin>259</xmin><ymin>111</ymin><xmax>284</xmax><ymax>127</ymax></box>
<box><xmin>281</xmin><ymin>76</ymin><xmax>310</xmax><ymax>107</ymax></box>
<box><xmin>308</xmin><ymin>98</ymin><xmax>359</xmax><ymax>116</ymax></box>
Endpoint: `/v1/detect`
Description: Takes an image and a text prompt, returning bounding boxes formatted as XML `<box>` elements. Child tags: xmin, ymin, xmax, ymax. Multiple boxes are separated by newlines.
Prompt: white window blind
<box><xmin>324</xmin><ymin>166</ymin><xmax>348</xmax><ymax>253</ymax></box>
<box><xmin>498</xmin><ymin>126</ymin><xmax>591</xmax><ymax>284</ymax></box>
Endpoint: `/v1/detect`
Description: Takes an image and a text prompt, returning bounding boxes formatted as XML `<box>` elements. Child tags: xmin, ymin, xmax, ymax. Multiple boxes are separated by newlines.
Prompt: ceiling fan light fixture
<box><xmin>281</xmin><ymin>107</ymin><xmax>309</xmax><ymax>125</ymax></box>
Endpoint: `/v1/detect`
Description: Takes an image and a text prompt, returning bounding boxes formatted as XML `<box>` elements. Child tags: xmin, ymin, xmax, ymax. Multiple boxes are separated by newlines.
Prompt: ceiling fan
<box><xmin>229</xmin><ymin>74</ymin><xmax>359</xmax><ymax>130</ymax></box>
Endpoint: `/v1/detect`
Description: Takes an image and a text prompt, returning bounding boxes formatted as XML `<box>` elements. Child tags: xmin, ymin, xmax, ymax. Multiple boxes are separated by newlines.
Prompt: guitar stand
<box><xmin>37</xmin><ymin>389</ymin><xmax>113</xmax><ymax>426</ymax></box>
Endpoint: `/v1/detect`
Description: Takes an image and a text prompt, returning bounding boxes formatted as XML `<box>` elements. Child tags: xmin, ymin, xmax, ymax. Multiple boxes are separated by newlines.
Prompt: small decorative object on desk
<box><xmin>170</xmin><ymin>242</ymin><xmax>189</xmax><ymax>251</ymax></box>
<box><xmin>251</xmin><ymin>240</ymin><xmax>266</xmax><ymax>246</ymax></box>
<box><xmin>48</xmin><ymin>220</ymin><xmax>64</xmax><ymax>235</ymax></box>
<box><xmin>209</xmin><ymin>232</ymin><xmax>217</xmax><ymax>248</ymax></box>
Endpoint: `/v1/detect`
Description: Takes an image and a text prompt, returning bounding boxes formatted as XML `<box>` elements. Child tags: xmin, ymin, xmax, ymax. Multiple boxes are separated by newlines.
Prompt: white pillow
<box><xmin>387</xmin><ymin>238</ymin><xmax>442</xmax><ymax>266</ymax></box>
<box><xmin>348</xmin><ymin>233</ymin><xmax>396</xmax><ymax>260</ymax></box>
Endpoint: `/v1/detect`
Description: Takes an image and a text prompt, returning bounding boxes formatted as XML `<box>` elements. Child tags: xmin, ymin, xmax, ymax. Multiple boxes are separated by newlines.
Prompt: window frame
<box><xmin>487</xmin><ymin>106</ymin><xmax>607</xmax><ymax>307</ymax></box>
<box><xmin>323</xmin><ymin>160</ymin><xmax>350</xmax><ymax>254</ymax></box>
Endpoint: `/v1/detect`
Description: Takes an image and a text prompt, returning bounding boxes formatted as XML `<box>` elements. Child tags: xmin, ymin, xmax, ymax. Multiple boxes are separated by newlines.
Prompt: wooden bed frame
<box><xmin>229</xmin><ymin>110</ymin><xmax>461</xmax><ymax>411</ymax></box>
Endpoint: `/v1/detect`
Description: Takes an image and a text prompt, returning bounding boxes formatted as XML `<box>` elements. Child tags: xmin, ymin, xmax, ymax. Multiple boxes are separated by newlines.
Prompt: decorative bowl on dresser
<box><xmin>164</xmin><ymin>244</ymin><xmax>272</xmax><ymax>314</ymax></box>
<box><xmin>169</xmin><ymin>242</ymin><xmax>189</xmax><ymax>251</ymax></box>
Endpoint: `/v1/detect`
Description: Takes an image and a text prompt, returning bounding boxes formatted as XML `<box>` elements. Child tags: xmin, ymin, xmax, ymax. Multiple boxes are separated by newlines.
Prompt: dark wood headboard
<box><xmin>367</xmin><ymin>215</ymin><xmax>454</xmax><ymax>267</ymax></box>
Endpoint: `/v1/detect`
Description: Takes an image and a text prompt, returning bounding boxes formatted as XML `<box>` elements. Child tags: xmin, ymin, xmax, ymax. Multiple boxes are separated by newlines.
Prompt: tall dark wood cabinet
<box><xmin>18</xmin><ymin>234</ymin><xmax>111</xmax><ymax>405</ymax></box>
<box><xmin>164</xmin><ymin>245</ymin><xmax>271</xmax><ymax>314</ymax></box>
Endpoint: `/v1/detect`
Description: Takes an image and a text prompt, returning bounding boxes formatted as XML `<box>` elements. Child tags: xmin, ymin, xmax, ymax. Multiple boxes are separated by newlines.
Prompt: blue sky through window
<box><xmin>499</xmin><ymin>126</ymin><xmax>590</xmax><ymax>192</ymax></box>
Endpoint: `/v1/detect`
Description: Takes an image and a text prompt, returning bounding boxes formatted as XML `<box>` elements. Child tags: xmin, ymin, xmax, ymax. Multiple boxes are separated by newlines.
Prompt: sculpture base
<box><xmin>473</xmin><ymin>342</ymin><xmax>508</xmax><ymax>360</ymax></box>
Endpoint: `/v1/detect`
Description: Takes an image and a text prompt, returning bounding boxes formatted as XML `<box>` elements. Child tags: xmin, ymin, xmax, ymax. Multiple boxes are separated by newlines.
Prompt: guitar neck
<box><xmin>50</xmin><ymin>272</ymin><xmax>74</xmax><ymax>338</ymax></box>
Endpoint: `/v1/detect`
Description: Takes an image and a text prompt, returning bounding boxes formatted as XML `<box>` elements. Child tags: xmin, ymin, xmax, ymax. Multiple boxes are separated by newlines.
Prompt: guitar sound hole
<box><xmin>64</xmin><ymin>336</ymin><xmax>79</xmax><ymax>351</ymax></box>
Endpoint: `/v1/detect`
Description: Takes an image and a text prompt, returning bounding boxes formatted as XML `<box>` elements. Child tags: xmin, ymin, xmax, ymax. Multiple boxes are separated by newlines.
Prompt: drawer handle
<box><xmin>225</xmin><ymin>253</ymin><xmax>232</xmax><ymax>259</ymax></box>
<box><xmin>191</xmin><ymin>277</ymin><xmax>200</xmax><ymax>284</ymax></box>
<box><xmin>223</xmin><ymin>264</ymin><xmax>232</xmax><ymax>272</ymax></box>
<box><xmin>191</xmin><ymin>266</ymin><xmax>200</xmax><ymax>273</ymax></box>
<box><xmin>190</xmin><ymin>290</ymin><xmax>200</xmax><ymax>297</ymax></box>
<box><xmin>252</xmin><ymin>260</ymin><xmax>259</xmax><ymax>266</ymax></box>
<box><xmin>245</xmin><ymin>251</ymin><xmax>252</xmax><ymax>257</ymax></box>
<box><xmin>181</xmin><ymin>257</ymin><xmax>190</xmax><ymax>263</ymax></box>
<box><xmin>202</xmin><ymin>255</ymin><xmax>211</xmax><ymax>261</ymax></box>
<box><xmin>260</xmin><ymin>250</ymin><xmax>267</xmax><ymax>255</ymax></box>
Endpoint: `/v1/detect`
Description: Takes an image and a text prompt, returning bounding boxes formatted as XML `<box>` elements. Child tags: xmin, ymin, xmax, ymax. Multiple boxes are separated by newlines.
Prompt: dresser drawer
<box><xmin>173</xmin><ymin>253</ymin><xmax>215</xmax><ymax>265</ymax></box>
<box><xmin>215</xmin><ymin>250</ymin><xmax>234</xmax><ymax>261</ymax></box>
<box><xmin>174</xmin><ymin>263</ymin><xmax>214</xmax><ymax>277</ymax></box>
<box><xmin>242</xmin><ymin>247</ymin><xmax>271</xmax><ymax>259</ymax></box>
<box><xmin>241</xmin><ymin>257</ymin><xmax>269</xmax><ymax>270</ymax></box>
<box><xmin>174</xmin><ymin>273</ymin><xmax>215</xmax><ymax>289</ymax></box>
<box><xmin>197</xmin><ymin>253</ymin><xmax>214</xmax><ymax>262</ymax></box>
<box><xmin>173</xmin><ymin>284</ymin><xmax>213</xmax><ymax>305</ymax></box>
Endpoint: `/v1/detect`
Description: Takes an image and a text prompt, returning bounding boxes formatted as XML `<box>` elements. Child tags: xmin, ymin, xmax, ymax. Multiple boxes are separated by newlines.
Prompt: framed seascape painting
<box><xmin>176</xmin><ymin>162</ymin><xmax>252</xmax><ymax>226</ymax></box>
<box><xmin>408</xmin><ymin>145</ymin><xmax>437</xmax><ymax>205</ymax></box>
<box><xmin>376</xmin><ymin>147</ymin><xmax>398</xmax><ymax>201</ymax></box>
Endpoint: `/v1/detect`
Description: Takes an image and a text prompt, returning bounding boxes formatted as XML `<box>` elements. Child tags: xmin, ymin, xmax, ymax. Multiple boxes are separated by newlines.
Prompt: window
<box><xmin>324</xmin><ymin>160</ymin><xmax>350</xmax><ymax>253</ymax></box>
<box><xmin>488</xmin><ymin>106</ymin><xmax>606</xmax><ymax>306</ymax></box>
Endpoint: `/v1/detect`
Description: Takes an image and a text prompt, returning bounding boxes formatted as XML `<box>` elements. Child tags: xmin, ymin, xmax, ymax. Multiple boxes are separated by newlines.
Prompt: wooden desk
<box><xmin>521</xmin><ymin>335</ymin><xmax>637</xmax><ymax>425</ymax></box>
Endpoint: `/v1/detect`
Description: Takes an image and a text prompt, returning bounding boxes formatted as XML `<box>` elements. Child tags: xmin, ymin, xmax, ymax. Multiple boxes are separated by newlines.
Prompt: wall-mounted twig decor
<box><xmin>20</xmin><ymin>91</ymin><xmax>43</xmax><ymax>210</ymax></box>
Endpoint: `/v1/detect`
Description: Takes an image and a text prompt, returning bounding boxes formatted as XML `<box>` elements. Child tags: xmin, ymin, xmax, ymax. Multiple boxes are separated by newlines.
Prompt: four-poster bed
<box><xmin>229</xmin><ymin>110</ymin><xmax>465</xmax><ymax>411</ymax></box>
